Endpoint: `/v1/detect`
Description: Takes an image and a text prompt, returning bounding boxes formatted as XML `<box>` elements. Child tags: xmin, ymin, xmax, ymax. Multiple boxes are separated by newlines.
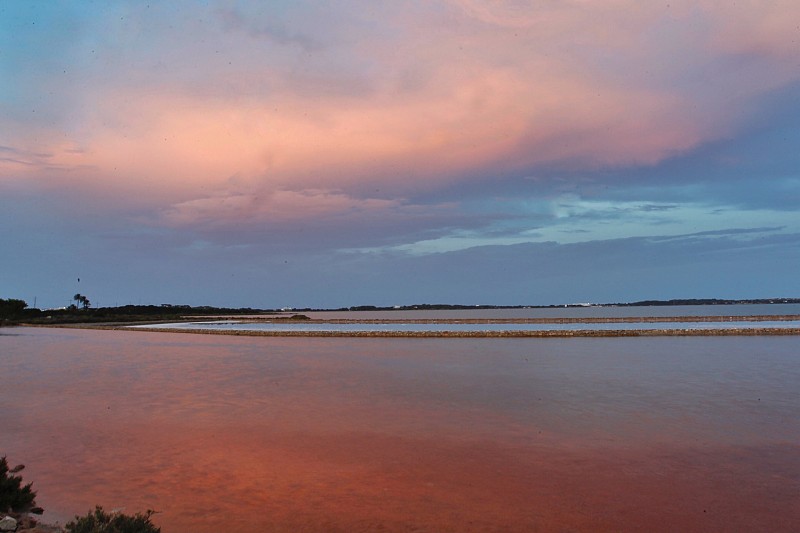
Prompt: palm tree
<box><xmin>73</xmin><ymin>294</ymin><xmax>90</xmax><ymax>310</ymax></box>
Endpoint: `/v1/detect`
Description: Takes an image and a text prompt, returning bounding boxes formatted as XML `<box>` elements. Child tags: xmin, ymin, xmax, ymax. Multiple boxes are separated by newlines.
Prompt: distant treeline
<box><xmin>343</xmin><ymin>298</ymin><xmax>800</xmax><ymax>311</ymax></box>
<box><xmin>614</xmin><ymin>298</ymin><xmax>800</xmax><ymax>307</ymax></box>
<box><xmin>0</xmin><ymin>300</ymin><xmax>279</xmax><ymax>325</ymax></box>
<box><xmin>3</xmin><ymin>297</ymin><xmax>799</xmax><ymax>326</ymax></box>
<box><xmin>89</xmin><ymin>304</ymin><xmax>271</xmax><ymax>316</ymax></box>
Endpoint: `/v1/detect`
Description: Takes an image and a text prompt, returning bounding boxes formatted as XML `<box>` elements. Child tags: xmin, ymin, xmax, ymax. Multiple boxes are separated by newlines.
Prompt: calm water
<box><xmin>303</xmin><ymin>303</ymin><xmax>800</xmax><ymax>320</ymax></box>
<box><xmin>2</xmin><ymin>327</ymin><xmax>799</xmax><ymax>532</ymax></box>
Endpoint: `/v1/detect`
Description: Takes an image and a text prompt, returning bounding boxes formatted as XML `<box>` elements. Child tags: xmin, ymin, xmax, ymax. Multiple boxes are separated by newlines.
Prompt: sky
<box><xmin>2</xmin><ymin>0</ymin><xmax>799</xmax><ymax>309</ymax></box>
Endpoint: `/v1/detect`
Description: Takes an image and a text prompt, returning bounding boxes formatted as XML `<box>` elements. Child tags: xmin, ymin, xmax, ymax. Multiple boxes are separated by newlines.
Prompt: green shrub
<box><xmin>65</xmin><ymin>506</ymin><xmax>161</xmax><ymax>533</ymax></box>
<box><xmin>0</xmin><ymin>456</ymin><xmax>37</xmax><ymax>513</ymax></box>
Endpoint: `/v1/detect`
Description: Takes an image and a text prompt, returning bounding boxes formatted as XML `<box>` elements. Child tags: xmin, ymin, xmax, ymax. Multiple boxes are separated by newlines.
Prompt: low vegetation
<box><xmin>2</xmin><ymin>456</ymin><xmax>161</xmax><ymax>532</ymax></box>
<box><xmin>65</xmin><ymin>507</ymin><xmax>160</xmax><ymax>533</ymax></box>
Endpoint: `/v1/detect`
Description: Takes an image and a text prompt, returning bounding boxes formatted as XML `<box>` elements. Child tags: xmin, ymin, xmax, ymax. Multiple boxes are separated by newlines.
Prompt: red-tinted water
<box><xmin>2</xmin><ymin>328</ymin><xmax>798</xmax><ymax>531</ymax></box>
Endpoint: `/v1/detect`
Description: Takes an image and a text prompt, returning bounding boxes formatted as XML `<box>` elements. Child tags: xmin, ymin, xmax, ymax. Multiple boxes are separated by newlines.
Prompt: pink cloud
<box><xmin>4</xmin><ymin>0</ymin><xmax>800</xmax><ymax>222</ymax></box>
<box><xmin>705</xmin><ymin>0</ymin><xmax>800</xmax><ymax>58</ymax></box>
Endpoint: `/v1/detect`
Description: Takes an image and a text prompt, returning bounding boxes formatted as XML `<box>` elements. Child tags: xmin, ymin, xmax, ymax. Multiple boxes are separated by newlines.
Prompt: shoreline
<box><xmin>235</xmin><ymin>314</ymin><xmax>800</xmax><ymax>324</ymax></box>
<box><xmin>22</xmin><ymin>321</ymin><xmax>800</xmax><ymax>337</ymax></box>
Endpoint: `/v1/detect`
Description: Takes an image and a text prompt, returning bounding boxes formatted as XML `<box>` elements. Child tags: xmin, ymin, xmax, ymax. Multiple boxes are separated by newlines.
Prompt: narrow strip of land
<box><xmin>17</xmin><ymin>313</ymin><xmax>800</xmax><ymax>337</ymax></box>
<box><xmin>115</xmin><ymin>326</ymin><xmax>800</xmax><ymax>337</ymax></box>
<box><xmin>36</xmin><ymin>324</ymin><xmax>800</xmax><ymax>338</ymax></box>
<box><xmin>234</xmin><ymin>315</ymin><xmax>800</xmax><ymax>324</ymax></box>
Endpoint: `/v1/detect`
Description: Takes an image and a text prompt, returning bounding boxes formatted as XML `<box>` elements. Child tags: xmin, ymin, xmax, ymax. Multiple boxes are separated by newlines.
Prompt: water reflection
<box><xmin>2</xmin><ymin>328</ymin><xmax>799</xmax><ymax>531</ymax></box>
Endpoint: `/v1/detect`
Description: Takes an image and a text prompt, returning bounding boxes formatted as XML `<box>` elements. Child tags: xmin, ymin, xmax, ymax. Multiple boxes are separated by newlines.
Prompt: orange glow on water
<box><xmin>2</xmin><ymin>328</ymin><xmax>799</xmax><ymax>531</ymax></box>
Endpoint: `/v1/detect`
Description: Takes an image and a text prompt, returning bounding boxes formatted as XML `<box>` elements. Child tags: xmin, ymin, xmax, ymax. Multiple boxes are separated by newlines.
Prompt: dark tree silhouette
<box><xmin>0</xmin><ymin>456</ymin><xmax>37</xmax><ymax>513</ymax></box>
<box><xmin>73</xmin><ymin>294</ymin><xmax>91</xmax><ymax>310</ymax></box>
<box><xmin>0</xmin><ymin>298</ymin><xmax>27</xmax><ymax>318</ymax></box>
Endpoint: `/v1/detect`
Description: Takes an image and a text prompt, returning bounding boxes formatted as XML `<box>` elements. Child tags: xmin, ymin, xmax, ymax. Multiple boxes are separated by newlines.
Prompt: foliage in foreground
<box><xmin>0</xmin><ymin>456</ymin><xmax>37</xmax><ymax>513</ymax></box>
<box><xmin>65</xmin><ymin>506</ymin><xmax>160</xmax><ymax>533</ymax></box>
